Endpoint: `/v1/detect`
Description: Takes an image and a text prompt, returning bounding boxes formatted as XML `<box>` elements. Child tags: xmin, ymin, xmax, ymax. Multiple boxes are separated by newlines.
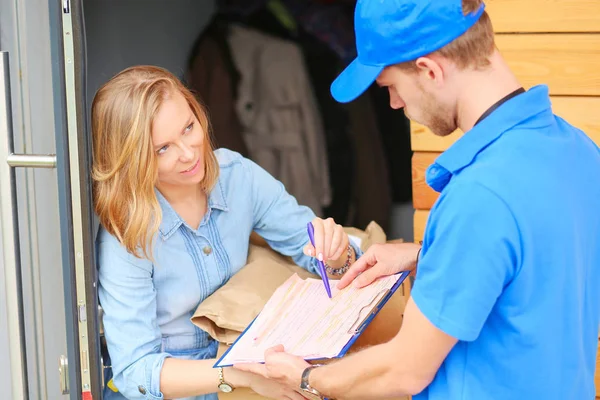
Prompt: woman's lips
<box><xmin>181</xmin><ymin>159</ymin><xmax>200</xmax><ymax>175</ymax></box>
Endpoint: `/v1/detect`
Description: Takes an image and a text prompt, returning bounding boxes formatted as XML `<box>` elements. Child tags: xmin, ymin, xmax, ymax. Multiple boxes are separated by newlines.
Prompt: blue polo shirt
<box><xmin>411</xmin><ymin>85</ymin><xmax>600</xmax><ymax>400</ymax></box>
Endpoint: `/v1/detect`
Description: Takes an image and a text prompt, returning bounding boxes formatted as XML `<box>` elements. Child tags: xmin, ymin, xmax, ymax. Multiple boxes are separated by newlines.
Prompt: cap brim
<box><xmin>330</xmin><ymin>58</ymin><xmax>384</xmax><ymax>103</ymax></box>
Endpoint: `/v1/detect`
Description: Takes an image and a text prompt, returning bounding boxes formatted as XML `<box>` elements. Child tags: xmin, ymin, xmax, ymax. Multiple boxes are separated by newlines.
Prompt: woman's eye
<box><xmin>184</xmin><ymin>122</ymin><xmax>194</xmax><ymax>133</ymax></box>
<box><xmin>157</xmin><ymin>145</ymin><xmax>168</xmax><ymax>155</ymax></box>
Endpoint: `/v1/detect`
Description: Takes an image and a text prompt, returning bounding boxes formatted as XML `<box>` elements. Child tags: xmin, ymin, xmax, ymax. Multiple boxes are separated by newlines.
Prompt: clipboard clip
<box><xmin>347</xmin><ymin>288</ymin><xmax>390</xmax><ymax>335</ymax></box>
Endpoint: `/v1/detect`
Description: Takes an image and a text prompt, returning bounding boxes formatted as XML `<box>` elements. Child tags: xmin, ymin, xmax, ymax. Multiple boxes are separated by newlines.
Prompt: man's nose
<box><xmin>388</xmin><ymin>89</ymin><xmax>405</xmax><ymax>110</ymax></box>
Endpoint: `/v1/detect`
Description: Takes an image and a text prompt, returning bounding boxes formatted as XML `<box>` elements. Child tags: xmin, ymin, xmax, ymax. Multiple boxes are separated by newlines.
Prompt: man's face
<box><xmin>376</xmin><ymin>66</ymin><xmax>457</xmax><ymax>137</ymax></box>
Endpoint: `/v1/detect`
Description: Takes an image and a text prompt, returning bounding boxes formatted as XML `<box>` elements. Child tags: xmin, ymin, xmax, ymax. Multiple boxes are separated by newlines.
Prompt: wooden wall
<box><xmin>410</xmin><ymin>1</ymin><xmax>600</xmax><ymax>397</ymax></box>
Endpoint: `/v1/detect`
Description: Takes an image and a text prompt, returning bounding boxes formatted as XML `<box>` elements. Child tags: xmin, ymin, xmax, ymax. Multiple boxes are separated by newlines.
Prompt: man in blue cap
<box><xmin>237</xmin><ymin>0</ymin><xmax>600</xmax><ymax>398</ymax></box>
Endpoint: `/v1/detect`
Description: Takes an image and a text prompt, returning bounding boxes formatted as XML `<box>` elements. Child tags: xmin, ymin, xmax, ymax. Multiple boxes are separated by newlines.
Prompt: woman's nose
<box><xmin>179</xmin><ymin>143</ymin><xmax>194</xmax><ymax>161</ymax></box>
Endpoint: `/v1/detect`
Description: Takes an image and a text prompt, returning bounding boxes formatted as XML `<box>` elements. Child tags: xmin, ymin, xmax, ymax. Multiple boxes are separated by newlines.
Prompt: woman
<box><xmin>92</xmin><ymin>65</ymin><xmax>358</xmax><ymax>400</ymax></box>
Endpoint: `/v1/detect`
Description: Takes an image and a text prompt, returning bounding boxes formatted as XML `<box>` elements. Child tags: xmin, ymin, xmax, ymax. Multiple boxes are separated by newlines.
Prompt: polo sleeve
<box><xmin>410</xmin><ymin>182</ymin><xmax>521</xmax><ymax>342</ymax></box>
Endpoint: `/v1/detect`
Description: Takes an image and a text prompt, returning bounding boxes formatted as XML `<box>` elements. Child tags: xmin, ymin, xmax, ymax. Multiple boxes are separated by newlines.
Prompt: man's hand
<box><xmin>247</xmin><ymin>373</ymin><xmax>308</xmax><ymax>400</ymax></box>
<box><xmin>338</xmin><ymin>242</ymin><xmax>421</xmax><ymax>289</ymax></box>
<box><xmin>235</xmin><ymin>345</ymin><xmax>311</xmax><ymax>393</ymax></box>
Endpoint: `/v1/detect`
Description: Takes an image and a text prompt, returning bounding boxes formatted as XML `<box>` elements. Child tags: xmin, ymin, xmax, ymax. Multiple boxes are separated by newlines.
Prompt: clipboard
<box><xmin>214</xmin><ymin>270</ymin><xmax>410</xmax><ymax>368</ymax></box>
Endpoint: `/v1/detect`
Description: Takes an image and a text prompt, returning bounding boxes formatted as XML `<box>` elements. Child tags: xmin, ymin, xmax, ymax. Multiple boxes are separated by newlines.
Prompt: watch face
<box><xmin>218</xmin><ymin>383</ymin><xmax>233</xmax><ymax>393</ymax></box>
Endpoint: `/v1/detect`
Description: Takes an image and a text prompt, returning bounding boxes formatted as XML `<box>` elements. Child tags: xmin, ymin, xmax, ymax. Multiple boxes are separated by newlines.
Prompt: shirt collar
<box><xmin>426</xmin><ymin>85</ymin><xmax>553</xmax><ymax>192</ymax></box>
<box><xmin>157</xmin><ymin>178</ymin><xmax>229</xmax><ymax>240</ymax></box>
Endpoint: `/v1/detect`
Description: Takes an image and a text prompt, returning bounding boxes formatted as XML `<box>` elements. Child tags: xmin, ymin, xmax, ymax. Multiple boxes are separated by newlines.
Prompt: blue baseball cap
<box><xmin>331</xmin><ymin>0</ymin><xmax>486</xmax><ymax>103</ymax></box>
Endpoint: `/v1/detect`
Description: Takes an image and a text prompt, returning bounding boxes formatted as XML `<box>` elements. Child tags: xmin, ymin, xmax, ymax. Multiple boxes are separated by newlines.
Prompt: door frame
<box><xmin>58</xmin><ymin>0</ymin><xmax>103</xmax><ymax>398</ymax></box>
<box><xmin>0</xmin><ymin>0</ymin><xmax>102</xmax><ymax>398</ymax></box>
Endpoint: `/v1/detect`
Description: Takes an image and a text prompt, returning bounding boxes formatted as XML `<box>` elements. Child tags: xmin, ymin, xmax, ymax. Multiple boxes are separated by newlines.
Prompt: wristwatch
<box><xmin>300</xmin><ymin>365</ymin><xmax>325</xmax><ymax>399</ymax></box>
<box><xmin>217</xmin><ymin>367</ymin><xmax>235</xmax><ymax>393</ymax></box>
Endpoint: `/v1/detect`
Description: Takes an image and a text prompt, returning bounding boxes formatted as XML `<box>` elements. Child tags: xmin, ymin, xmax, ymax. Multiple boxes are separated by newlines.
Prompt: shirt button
<box><xmin>203</xmin><ymin>246</ymin><xmax>212</xmax><ymax>255</ymax></box>
<box><xmin>138</xmin><ymin>385</ymin><xmax>147</xmax><ymax>395</ymax></box>
<box><xmin>428</xmin><ymin>165</ymin><xmax>439</xmax><ymax>177</ymax></box>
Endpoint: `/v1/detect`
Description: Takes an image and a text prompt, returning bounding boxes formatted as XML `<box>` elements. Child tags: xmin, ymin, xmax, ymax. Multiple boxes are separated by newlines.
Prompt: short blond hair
<box><xmin>91</xmin><ymin>65</ymin><xmax>219</xmax><ymax>259</ymax></box>
<box><xmin>399</xmin><ymin>0</ymin><xmax>495</xmax><ymax>71</ymax></box>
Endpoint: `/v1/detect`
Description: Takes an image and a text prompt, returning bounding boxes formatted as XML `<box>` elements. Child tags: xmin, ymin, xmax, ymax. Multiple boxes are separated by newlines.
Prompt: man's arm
<box><xmin>236</xmin><ymin>182</ymin><xmax>517</xmax><ymax>398</ymax></box>
<box><xmin>310</xmin><ymin>297</ymin><xmax>457</xmax><ymax>399</ymax></box>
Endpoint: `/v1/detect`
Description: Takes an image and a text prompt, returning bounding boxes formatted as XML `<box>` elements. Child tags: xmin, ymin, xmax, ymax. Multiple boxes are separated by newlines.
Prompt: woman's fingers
<box><xmin>311</xmin><ymin>218</ymin><xmax>325</xmax><ymax>262</ymax></box>
<box><xmin>321</xmin><ymin>218</ymin><xmax>335</xmax><ymax>261</ymax></box>
<box><xmin>303</xmin><ymin>244</ymin><xmax>315</xmax><ymax>257</ymax></box>
<box><xmin>329</xmin><ymin>225</ymin><xmax>347</xmax><ymax>261</ymax></box>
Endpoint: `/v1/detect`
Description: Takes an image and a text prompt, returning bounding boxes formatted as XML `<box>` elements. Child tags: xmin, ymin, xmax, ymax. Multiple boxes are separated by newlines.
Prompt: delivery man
<box><xmin>236</xmin><ymin>0</ymin><xmax>600</xmax><ymax>399</ymax></box>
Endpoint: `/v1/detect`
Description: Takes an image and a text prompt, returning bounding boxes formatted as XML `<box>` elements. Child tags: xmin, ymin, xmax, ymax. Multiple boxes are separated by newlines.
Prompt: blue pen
<box><xmin>307</xmin><ymin>222</ymin><xmax>332</xmax><ymax>298</ymax></box>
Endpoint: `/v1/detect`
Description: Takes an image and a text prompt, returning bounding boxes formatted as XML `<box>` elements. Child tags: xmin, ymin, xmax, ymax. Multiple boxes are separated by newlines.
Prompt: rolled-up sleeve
<box><xmin>98</xmin><ymin>237</ymin><xmax>171</xmax><ymax>399</ymax></box>
<box><xmin>243</xmin><ymin>157</ymin><xmax>361</xmax><ymax>275</ymax></box>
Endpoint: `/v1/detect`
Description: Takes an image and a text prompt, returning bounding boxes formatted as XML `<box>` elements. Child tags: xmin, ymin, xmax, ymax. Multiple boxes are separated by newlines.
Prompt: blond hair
<box><xmin>399</xmin><ymin>0</ymin><xmax>495</xmax><ymax>71</ymax></box>
<box><xmin>91</xmin><ymin>65</ymin><xmax>219</xmax><ymax>259</ymax></box>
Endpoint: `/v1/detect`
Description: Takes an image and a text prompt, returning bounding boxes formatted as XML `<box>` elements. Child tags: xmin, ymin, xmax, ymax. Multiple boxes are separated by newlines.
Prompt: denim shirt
<box><xmin>98</xmin><ymin>149</ymin><xmax>344</xmax><ymax>400</ymax></box>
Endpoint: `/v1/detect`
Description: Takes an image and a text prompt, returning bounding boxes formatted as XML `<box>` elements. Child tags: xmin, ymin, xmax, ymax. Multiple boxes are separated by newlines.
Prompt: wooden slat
<box><xmin>411</xmin><ymin>96</ymin><xmax>600</xmax><ymax>151</ymax></box>
<box><xmin>497</xmin><ymin>34</ymin><xmax>600</xmax><ymax>96</ymax></box>
<box><xmin>411</xmin><ymin>123</ymin><xmax>459</xmax><ymax>152</ymax></box>
<box><xmin>413</xmin><ymin>210</ymin><xmax>429</xmax><ymax>243</ymax></box>
<box><xmin>412</xmin><ymin>152</ymin><xmax>440</xmax><ymax>210</ymax></box>
<box><xmin>487</xmin><ymin>0</ymin><xmax>600</xmax><ymax>33</ymax></box>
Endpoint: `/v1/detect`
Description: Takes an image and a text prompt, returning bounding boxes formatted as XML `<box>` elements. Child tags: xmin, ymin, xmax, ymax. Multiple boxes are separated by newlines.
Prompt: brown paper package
<box><xmin>191</xmin><ymin>222</ymin><xmax>410</xmax><ymax>400</ymax></box>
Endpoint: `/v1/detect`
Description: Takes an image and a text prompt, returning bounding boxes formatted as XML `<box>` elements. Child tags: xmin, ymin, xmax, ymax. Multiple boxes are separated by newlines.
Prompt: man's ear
<box><xmin>415</xmin><ymin>56</ymin><xmax>445</xmax><ymax>87</ymax></box>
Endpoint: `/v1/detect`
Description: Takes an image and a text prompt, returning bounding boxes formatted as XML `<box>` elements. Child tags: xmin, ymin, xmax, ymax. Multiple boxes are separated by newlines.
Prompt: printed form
<box><xmin>217</xmin><ymin>273</ymin><xmax>400</xmax><ymax>366</ymax></box>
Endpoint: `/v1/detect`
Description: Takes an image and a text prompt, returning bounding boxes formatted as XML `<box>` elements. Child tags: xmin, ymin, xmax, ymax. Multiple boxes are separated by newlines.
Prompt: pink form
<box><xmin>219</xmin><ymin>273</ymin><xmax>400</xmax><ymax>365</ymax></box>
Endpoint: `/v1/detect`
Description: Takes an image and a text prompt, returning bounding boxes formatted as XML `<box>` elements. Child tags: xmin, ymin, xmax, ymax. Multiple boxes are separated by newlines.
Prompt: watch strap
<box><xmin>217</xmin><ymin>367</ymin><xmax>235</xmax><ymax>392</ymax></box>
<box><xmin>300</xmin><ymin>365</ymin><xmax>324</xmax><ymax>398</ymax></box>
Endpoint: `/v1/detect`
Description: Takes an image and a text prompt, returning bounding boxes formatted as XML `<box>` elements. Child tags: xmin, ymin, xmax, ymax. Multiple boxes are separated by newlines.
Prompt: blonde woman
<box><xmin>92</xmin><ymin>66</ymin><xmax>358</xmax><ymax>400</ymax></box>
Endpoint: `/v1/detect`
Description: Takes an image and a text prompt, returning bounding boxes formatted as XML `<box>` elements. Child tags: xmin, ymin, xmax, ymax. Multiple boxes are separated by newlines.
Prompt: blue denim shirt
<box><xmin>98</xmin><ymin>149</ymin><xmax>341</xmax><ymax>400</ymax></box>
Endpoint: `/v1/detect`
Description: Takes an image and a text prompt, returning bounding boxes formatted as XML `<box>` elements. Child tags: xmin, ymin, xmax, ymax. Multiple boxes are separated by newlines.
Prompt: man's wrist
<box><xmin>415</xmin><ymin>246</ymin><xmax>422</xmax><ymax>264</ymax></box>
<box><xmin>410</xmin><ymin>241</ymin><xmax>423</xmax><ymax>276</ymax></box>
<box><xmin>224</xmin><ymin>368</ymin><xmax>250</xmax><ymax>389</ymax></box>
<box><xmin>415</xmin><ymin>241</ymin><xmax>423</xmax><ymax>264</ymax></box>
<box><xmin>300</xmin><ymin>365</ymin><xmax>325</xmax><ymax>399</ymax></box>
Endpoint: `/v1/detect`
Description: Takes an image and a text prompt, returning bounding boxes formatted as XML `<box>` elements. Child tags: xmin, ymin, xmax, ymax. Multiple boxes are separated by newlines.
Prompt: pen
<box><xmin>307</xmin><ymin>222</ymin><xmax>332</xmax><ymax>298</ymax></box>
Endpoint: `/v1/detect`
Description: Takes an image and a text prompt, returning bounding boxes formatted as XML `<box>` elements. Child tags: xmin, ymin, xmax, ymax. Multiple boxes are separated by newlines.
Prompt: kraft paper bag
<box><xmin>191</xmin><ymin>222</ymin><xmax>410</xmax><ymax>400</ymax></box>
<box><xmin>191</xmin><ymin>245</ymin><xmax>316</xmax><ymax>345</ymax></box>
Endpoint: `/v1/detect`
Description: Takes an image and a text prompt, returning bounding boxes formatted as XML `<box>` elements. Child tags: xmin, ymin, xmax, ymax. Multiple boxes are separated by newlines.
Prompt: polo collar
<box><xmin>157</xmin><ymin>178</ymin><xmax>229</xmax><ymax>240</ymax></box>
<box><xmin>427</xmin><ymin>85</ymin><xmax>553</xmax><ymax>192</ymax></box>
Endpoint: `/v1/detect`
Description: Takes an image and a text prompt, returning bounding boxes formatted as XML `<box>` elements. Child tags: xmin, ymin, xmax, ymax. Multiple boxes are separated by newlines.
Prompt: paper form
<box><xmin>217</xmin><ymin>273</ymin><xmax>400</xmax><ymax>366</ymax></box>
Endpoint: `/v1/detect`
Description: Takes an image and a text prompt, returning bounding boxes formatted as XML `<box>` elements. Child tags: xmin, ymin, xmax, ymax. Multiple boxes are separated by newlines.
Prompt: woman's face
<box><xmin>152</xmin><ymin>90</ymin><xmax>206</xmax><ymax>191</ymax></box>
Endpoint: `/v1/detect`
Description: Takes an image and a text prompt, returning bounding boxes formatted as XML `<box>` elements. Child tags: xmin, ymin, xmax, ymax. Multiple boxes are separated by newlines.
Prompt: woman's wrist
<box><xmin>325</xmin><ymin>244</ymin><xmax>355</xmax><ymax>274</ymax></box>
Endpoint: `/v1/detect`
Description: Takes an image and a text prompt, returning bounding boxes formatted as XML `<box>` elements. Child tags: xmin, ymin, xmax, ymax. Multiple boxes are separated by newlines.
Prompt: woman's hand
<box><xmin>303</xmin><ymin>217</ymin><xmax>351</xmax><ymax>268</ymax></box>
